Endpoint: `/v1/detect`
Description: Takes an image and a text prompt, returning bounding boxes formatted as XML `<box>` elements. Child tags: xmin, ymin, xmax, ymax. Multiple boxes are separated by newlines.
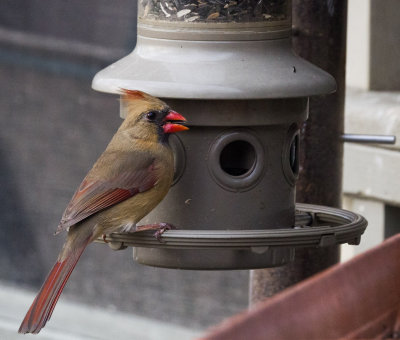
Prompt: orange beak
<box><xmin>163</xmin><ymin>110</ymin><xmax>189</xmax><ymax>134</ymax></box>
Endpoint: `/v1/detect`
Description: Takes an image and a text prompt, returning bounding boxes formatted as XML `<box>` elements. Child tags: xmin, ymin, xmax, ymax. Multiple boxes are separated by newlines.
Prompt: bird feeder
<box><xmin>92</xmin><ymin>0</ymin><xmax>367</xmax><ymax>269</ymax></box>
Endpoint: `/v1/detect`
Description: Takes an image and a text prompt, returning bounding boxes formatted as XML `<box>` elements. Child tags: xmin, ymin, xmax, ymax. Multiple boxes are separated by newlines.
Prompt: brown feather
<box><xmin>19</xmin><ymin>90</ymin><xmax>184</xmax><ymax>334</ymax></box>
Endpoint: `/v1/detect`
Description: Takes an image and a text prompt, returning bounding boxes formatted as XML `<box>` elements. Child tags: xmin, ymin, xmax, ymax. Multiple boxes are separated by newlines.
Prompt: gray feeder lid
<box><xmin>97</xmin><ymin>203</ymin><xmax>367</xmax><ymax>270</ymax></box>
<box><xmin>92</xmin><ymin>37</ymin><xmax>336</xmax><ymax>99</ymax></box>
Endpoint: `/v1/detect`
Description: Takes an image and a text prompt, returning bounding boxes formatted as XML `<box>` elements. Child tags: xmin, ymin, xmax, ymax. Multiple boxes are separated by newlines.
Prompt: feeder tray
<box><xmin>97</xmin><ymin>203</ymin><xmax>367</xmax><ymax>270</ymax></box>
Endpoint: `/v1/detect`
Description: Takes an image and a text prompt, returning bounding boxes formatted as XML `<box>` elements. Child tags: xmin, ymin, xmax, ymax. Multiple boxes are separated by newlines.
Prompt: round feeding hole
<box><xmin>289</xmin><ymin>134</ymin><xmax>299</xmax><ymax>176</ymax></box>
<box><xmin>282</xmin><ymin>125</ymin><xmax>300</xmax><ymax>186</ymax></box>
<box><xmin>208</xmin><ymin>130</ymin><xmax>265</xmax><ymax>192</ymax></box>
<box><xmin>220</xmin><ymin>140</ymin><xmax>256</xmax><ymax>176</ymax></box>
<box><xmin>169</xmin><ymin>134</ymin><xmax>186</xmax><ymax>186</ymax></box>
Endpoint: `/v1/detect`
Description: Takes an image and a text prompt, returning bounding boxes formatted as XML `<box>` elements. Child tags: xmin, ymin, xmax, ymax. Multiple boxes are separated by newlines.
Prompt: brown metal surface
<box><xmin>201</xmin><ymin>234</ymin><xmax>400</xmax><ymax>340</ymax></box>
<box><xmin>250</xmin><ymin>0</ymin><xmax>347</xmax><ymax>302</ymax></box>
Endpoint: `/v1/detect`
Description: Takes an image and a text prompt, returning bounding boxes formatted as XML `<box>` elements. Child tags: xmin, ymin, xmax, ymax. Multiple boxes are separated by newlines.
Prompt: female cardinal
<box><xmin>18</xmin><ymin>89</ymin><xmax>188</xmax><ymax>334</ymax></box>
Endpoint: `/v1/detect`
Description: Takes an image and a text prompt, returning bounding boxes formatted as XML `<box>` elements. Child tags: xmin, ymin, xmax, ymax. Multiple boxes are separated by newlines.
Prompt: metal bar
<box><xmin>0</xmin><ymin>27</ymin><xmax>125</xmax><ymax>62</ymax></box>
<box><xmin>341</xmin><ymin>134</ymin><xmax>396</xmax><ymax>144</ymax></box>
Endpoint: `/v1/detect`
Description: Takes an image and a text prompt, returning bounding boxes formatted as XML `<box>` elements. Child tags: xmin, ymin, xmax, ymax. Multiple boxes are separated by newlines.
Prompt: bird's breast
<box><xmin>97</xmin><ymin>148</ymin><xmax>174</xmax><ymax>234</ymax></box>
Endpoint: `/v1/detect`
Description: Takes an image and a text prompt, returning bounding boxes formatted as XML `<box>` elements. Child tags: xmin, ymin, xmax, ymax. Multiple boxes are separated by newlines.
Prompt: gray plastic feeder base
<box><xmin>133</xmin><ymin>247</ymin><xmax>295</xmax><ymax>270</ymax></box>
<box><xmin>97</xmin><ymin>203</ymin><xmax>367</xmax><ymax>270</ymax></box>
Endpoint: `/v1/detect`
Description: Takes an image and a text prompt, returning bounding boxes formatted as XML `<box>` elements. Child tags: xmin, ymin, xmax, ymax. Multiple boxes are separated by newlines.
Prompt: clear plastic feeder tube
<box><xmin>139</xmin><ymin>0</ymin><xmax>290</xmax><ymax>23</ymax></box>
<box><xmin>93</xmin><ymin>0</ymin><xmax>335</xmax><ymax>98</ymax></box>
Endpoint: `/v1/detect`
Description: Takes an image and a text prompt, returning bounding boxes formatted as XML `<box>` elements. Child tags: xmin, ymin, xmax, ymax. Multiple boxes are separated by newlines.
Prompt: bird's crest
<box><xmin>119</xmin><ymin>89</ymin><xmax>167</xmax><ymax>114</ymax></box>
<box><xmin>119</xmin><ymin>89</ymin><xmax>147</xmax><ymax>100</ymax></box>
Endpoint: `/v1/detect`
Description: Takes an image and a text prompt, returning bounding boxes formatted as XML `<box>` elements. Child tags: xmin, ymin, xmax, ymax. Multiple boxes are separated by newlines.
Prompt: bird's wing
<box><xmin>55</xmin><ymin>151</ymin><xmax>158</xmax><ymax>234</ymax></box>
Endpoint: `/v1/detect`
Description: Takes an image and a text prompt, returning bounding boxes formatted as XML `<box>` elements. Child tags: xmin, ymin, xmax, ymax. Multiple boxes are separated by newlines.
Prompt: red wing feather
<box><xmin>56</xmin><ymin>162</ymin><xmax>158</xmax><ymax>234</ymax></box>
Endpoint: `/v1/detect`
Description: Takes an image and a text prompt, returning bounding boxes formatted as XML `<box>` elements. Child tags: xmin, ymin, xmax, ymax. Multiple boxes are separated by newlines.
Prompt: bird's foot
<box><xmin>102</xmin><ymin>234</ymin><xmax>109</xmax><ymax>243</ymax></box>
<box><xmin>154</xmin><ymin>223</ymin><xmax>177</xmax><ymax>242</ymax></box>
<box><xmin>135</xmin><ymin>223</ymin><xmax>177</xmax><ymax>242</ymax></box>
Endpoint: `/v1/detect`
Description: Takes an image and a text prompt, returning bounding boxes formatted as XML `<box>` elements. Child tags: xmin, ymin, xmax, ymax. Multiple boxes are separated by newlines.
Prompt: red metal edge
<box><xmin>200</xmin><ymin>234</ymin><xmax>400</xmax><ymax>340</ymax></box>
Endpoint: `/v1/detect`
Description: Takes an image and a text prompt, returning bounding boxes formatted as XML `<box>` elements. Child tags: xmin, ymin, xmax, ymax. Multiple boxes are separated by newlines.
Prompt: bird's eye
<box><xmin>146</xmin><ymin>111</ymin><xmax>157</xmax><ymax>121</ymax></box>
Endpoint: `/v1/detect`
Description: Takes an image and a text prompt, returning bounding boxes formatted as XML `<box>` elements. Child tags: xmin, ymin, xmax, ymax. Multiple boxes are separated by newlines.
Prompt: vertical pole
<box><xmin>250</xmin><ymin>0</ymin><xmax>347</xmax><ymax>303</ymax></box>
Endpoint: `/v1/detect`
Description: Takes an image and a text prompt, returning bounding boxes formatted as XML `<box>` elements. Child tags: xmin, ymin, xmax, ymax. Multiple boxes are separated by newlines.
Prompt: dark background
<box><xmin>0</xmin><ymin>0</ymin><xmax>248</xmax><ymax>331</ymax></box>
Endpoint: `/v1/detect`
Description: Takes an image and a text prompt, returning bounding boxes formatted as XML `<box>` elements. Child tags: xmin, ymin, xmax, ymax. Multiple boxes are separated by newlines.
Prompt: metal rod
<box><xmin>341</xmin><ymin>134</ymin><xmax>396</xmax><ymax>144</ymax></box>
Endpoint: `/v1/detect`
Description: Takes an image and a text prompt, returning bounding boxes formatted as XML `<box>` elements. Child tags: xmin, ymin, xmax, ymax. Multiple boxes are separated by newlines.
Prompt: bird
<box><xmin>18</xmin><ymin>89</ymin><xmax>188</xmax><ymax>334</ymax></box>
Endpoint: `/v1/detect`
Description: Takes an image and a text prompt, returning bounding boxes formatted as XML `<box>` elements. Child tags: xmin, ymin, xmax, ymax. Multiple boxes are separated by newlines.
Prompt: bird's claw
<box><xmin>154</xmin><ymin>223</ymin><xmax>176</xmax><ymax>243</ymax></box>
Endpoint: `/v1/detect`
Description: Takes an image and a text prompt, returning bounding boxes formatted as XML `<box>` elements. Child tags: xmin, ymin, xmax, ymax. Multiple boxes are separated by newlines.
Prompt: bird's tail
<box><xmin>18</xmin><ymin>235</ymin><xmax>91</xmax><ymax>334</ymax></box>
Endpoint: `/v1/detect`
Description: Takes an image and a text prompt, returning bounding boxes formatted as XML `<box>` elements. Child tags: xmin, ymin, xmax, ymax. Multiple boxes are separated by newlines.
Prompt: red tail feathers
<box><xmin>18</xmin><ymin>239</ymin><xmax>90</xmax><ymax>334</ymax></box>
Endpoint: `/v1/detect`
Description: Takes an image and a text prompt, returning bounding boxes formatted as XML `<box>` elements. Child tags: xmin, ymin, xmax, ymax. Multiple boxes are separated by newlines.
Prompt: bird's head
<box><xmin>119</xmin><ymin>89</ymin><xmax>188</xmax><ymax>143</ymax></box>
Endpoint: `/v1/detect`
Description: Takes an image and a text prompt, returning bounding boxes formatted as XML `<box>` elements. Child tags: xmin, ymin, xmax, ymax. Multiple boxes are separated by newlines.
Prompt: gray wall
<box><xmin>0</xmin><ymin>1</ymin><xmax>248</xmax><ymax>331</ymax></box>
<box><xmin>370</xmin><ymin>0</ymin><xmax>400</xmax><ymax>91</ymax></box>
